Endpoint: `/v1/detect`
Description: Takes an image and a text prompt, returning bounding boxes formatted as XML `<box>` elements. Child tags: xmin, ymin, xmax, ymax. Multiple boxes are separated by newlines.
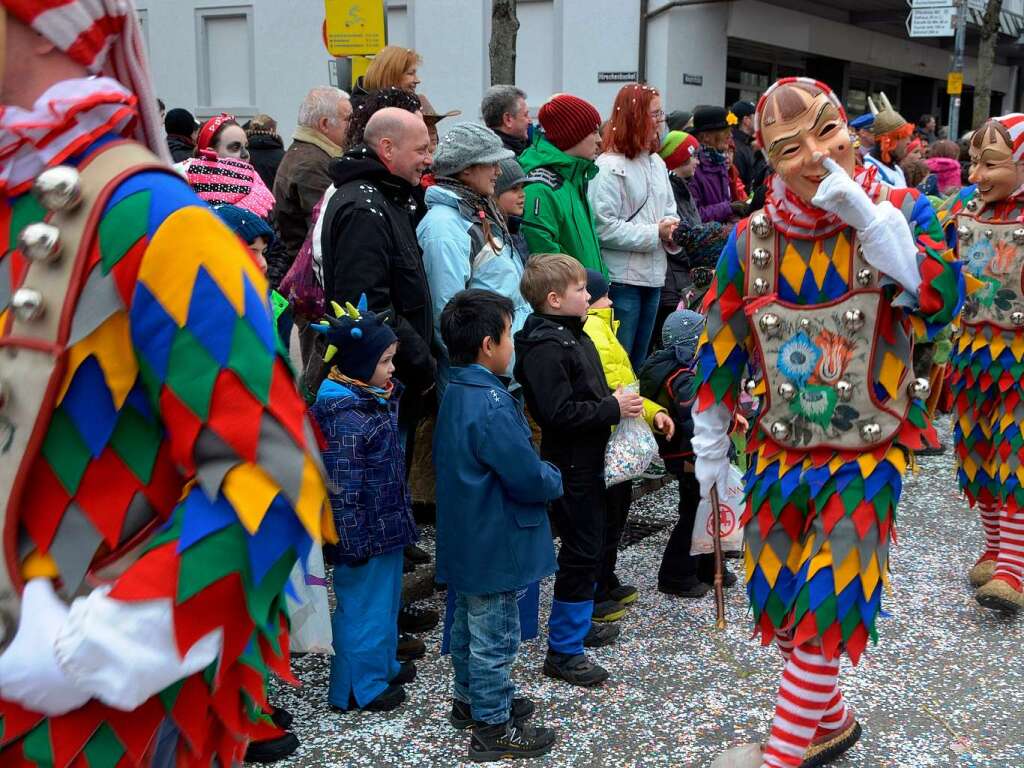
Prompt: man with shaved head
<box><xmin>319</xmin><ymin>107</ymin><xmax>436</xmax><ymax>436</ymax></box>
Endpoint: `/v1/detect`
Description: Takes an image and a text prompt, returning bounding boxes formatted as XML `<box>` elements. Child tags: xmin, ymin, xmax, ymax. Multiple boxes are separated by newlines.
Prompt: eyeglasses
<box><xmin>649</xmin><ymin>110</ymin><xmax>665</xmax><ymax>120</ymax></box>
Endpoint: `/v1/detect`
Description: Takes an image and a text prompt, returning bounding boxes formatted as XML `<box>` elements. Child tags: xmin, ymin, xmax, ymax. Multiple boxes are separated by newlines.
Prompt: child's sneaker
<box><xmin>543</xmin><ymin>651</ymin><xmax>609</xmax><ymax>687</ymax></box>
<box><xmin>583</xmin><ymin>622</ymin><xmax>619</xmax><ymax>648</ymax></box>
<box><xmin>591</xmin><ymin>599</ymin><xmax>626</xmax><ymax>622</ymax></box>
<box><xmin>450</xmin><ymin>696</ymin><xmax>536</xmax><ymax>730</ymax></box>
<box><xmin>469</xmin><ymin>719</ymin><xmax>557</xmax><ymax>762</ymax></box>
<box><xmin>605</xmin><ymin>584</ymin><xmax>638</xmax><ymax>605</ymax></box>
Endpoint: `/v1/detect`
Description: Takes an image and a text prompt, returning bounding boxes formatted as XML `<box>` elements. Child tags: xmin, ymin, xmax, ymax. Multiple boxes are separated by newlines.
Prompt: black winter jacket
<box><xmin>638</xmin><ymin>344</ymin><xmax>697</xmax><ymax>476</ymax></box>
<box><xmin>321</xmin><ymin>145</ymin><xmax>436</xmax><ymax>406</ymax></box>
<box><xmin>513</xmin><ymin>313</ymin><xmax>619</xmax><ymax>470</ymax></box>
<box><xmin>247</xmin><ymin>132</ymin><xmax>285</xmax><ymax>190</ymax></box>
<box><xmin>166</xmin><ymin>134</ymin><xmax>195</xmax><ymax>164</ymax></box>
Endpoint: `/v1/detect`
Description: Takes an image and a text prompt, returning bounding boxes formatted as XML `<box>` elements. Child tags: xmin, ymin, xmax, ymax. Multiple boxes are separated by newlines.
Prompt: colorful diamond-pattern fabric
<box><xmin>944</xmin><ymin>186</ymin><xmax>1024</xmax><ymax>516</ymax></box>
<box><xmin>695</xmin><ymin>187</ymin><xmax>964</xmax><ymax>664</ymax></box>
<box><xmin>0</xmin><ymin>138</ymin><xmax>332</xmax><ymax>767</ymax></box>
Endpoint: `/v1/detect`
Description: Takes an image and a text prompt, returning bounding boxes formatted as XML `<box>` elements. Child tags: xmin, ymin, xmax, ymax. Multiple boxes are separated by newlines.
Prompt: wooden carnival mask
<box><xmin>969</xmin><ymin>120</ymin><xmax>1024</xmax><ymax>203</ymax></box>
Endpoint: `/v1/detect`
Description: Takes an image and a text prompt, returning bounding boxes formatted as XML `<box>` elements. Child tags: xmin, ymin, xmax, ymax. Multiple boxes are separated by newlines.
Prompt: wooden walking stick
<box><xmin>709</xmin><ymin>484</ymin><xmax>727</xmax><ymax>630</ymax></box>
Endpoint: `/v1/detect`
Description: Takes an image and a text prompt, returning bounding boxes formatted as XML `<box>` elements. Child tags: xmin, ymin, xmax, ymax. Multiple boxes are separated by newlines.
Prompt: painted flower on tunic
<box><xmin>812</xmin><ymin>329</ymin><xmax>855</xmax><ymax>384</ymax></box>
<box><xmin>963</xmin><ymin>240</ymin><xmax>995</xmax><ymax>280</ymax></box>
<box><xmin>777</xmin><ymin>331</ymin><xmax>821</xmax><ymax>387</ymax></box>
<box><xmin>790</xmin><ymin>384</ymin><xmax>838</xmax><ymax>428</ymax></box>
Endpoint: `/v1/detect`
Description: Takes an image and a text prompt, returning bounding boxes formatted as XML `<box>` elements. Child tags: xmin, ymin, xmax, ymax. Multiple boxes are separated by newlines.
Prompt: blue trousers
<box><xmin>328</xmin><ymin>549</ymin><xmax>403</xmax><ymax>709</ymax></box>
<box><xmin>450</xmin><ymin>590</ymin><xmax>520</xmax><ymax>725</ymax></box>
<box><xmin>609</xmin><ymin>282</ymin><xmax>662</xmax><ymax>371</ymax></box>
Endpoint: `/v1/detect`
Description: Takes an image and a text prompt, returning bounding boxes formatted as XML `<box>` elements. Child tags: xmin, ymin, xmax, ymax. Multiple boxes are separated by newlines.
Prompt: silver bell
<box><xmin>752</xmin><ymin>277</ymin><xmax>770</xmax><ymax>296</ymax></box>
<box><xmin>799</xmin><ymin>317</ymin><xmax>812</xmax><ymax>330</ymax></box>
<box><xmin>750</xmin><ymin>213</ymin><xmax>772</xmax><ymax>238</ymax></box>
<box><xmin>843</xmin><ymin>308</ymin><xmax>865</xmax><ymax>333</ymax></box>
<box><xmin>777</xmin><ymin>382</ymin><xmax>796</xmax><ymax>401</ymax></box>
<box><xmin>1011</xmin><ymin>311</ymin><xmax>1024</xmax><ymax>327</ymax></box>
<box><xmin>835</xmin><ymin>380</ymin><xmax>853</xmax><ymax>402</ymax></box>
<box><xmin>856</xmin><ymin>268</ymin><xmax>873</xmax><ymax>287</ymax></box>
<box><xmin>17</xmin><ymin>222</ymin><xmax>62</xmax><ymax>264</ymax></box>
<box><xmin>860</xmin><ymin>422</ymin><xmax>882</xmax><ymax>442</ymax></box>
<box><xmin>751</xmin><ymin>248</ymin><xmax>771</xmax><ymax>268</ymax></box>
<box><xmin>984</xmin><ymin>229</ymin><xmax>994</xmax><ymax>240</ymax></box>
<box><xmin>957</xmin><ymin>225</ymin><xmax>972</xmax><ymax>242</ymax></box>
<box><xmin>965</xmin><ymin>198</ymin><xmax>980</xmax><ymax>213</ymax></box>
<box><xmin>11</xmin><ymin>288</ymin><xmax>44</xmax><ymax>322</ymax></box>
<box><xmin>1013</xmin><ymin>228</ymin><xmax>1024</xmax><ymax>245</ymax></box>
<box><xmin>770</xmin><ymin>420</ymin><xmax>791</xmax><ymax>441</ymax></box>
<box><xmin>32</xmin><ymin>165</ymin><xmax>82</xmax><ymax>212</ymax></box>
<box><xmin>758</xmin><ymin>312</ymin><xmax>781</xmax><ymax>336</ymax></box>
<box><xmin>743</xmin><ymin>378</ymin><xmax>760</xmax><ymax>396</ymax></box>
<box><xmin>908</xmin><ymin>377</ymin><xmax>931</xmax><ymax>400</ymax></box>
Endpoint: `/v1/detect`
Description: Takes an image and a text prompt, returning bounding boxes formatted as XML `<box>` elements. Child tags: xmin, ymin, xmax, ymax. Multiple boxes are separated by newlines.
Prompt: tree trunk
<box><xmin>489</xmin><ymin>0</ymin><xmax>519</xmax><ymax>85</ymax></box>
<box><xmin>973</xmin><ymin>0</ymin><xmax>1003</xmax><ymax>128</ymax></box>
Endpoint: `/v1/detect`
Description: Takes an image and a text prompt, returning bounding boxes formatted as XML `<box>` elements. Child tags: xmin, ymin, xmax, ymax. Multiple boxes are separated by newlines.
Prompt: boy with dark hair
<box><xmin>514</xmin><ymin>255</ymin><xmax>644</xmax><ymax>686</ymax></box>
<box><xmin>434</xmin><ymin>289</ymin><xmax>563</xmax><ymax>762</ymax></box>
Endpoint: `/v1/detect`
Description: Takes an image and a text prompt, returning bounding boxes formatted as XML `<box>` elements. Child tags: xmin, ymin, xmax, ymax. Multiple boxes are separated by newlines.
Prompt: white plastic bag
<box><xmin>604</xmin><ymin>386</ymin><xmax>658</xmax><ymax>486</ymax></box>
<box><xmin>286</xmin><ymin>546</ymin><xmax>334</xmax><ymax>655</ymax></box>
<box><xmin>691</xmin><ymin>464</ymin><xmax>745</xmax><ymax>555</ymax></box>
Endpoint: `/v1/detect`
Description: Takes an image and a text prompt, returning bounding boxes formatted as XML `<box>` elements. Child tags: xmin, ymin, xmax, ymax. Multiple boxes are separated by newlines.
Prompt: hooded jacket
<box><xmin>689</xmin><ymin>147</ymin><xmax>734</xmax><ymax>223</ymax></box>
<box><xmin>638</xmin><ymin>342</ymin><xmax>699</xmax><ymax>475</ymax></box>
<box><xmin>518</xmin><ymin>134</ymin><xmax>606</xmax><ymax>276</ymax></box>
<box><xmin>320</xmin><ymin>145</ymin><xmax>436</xmax><ymax>405</ymax></box>
<box><xmin>247</xmin><ymin>131</ymin><xmax>285</xmax><ymax>190</ymax></box>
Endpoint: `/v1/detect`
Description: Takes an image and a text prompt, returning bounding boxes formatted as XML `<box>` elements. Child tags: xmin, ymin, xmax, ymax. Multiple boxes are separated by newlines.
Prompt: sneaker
<box><xmin>591</xmin><ymin>599</ymin><xmax>626</xmax><ymax>623</ymax></box>
<box><xmin>605</xmin><ymin>584</ymin><xmax>639</xmax><ymax>605</ymax></box>
<box><xmin>450</xmin><ymin>696</ymin><xmax>536</xmax><ymax>730</ymax></box>
<box><xmin>243</xmin><ymin>732</ymin><xmax>299</xmax><ymax>763</ymax></box>
<box><xmin>800</xmin><ymin>711</ymin><xmax>862</xmax><ymax>768</ymax></box>
<box><xmin>468</xmin><ymin>719</ymin><xmax>557</xmax><ymax>762</ymax></box>
<box><xmin>405</xmin><ymin>543</ymin><xmax>431</xmax><ymax>565</ymax></box>
<box><xmin>397</xmin><ymin>632</ymin><xmax>426</xmax><ymax>661</ymax></box>
<box><xmin>659</xmin><ymin>579</ymin><xmax>711</xmax><ymax>598</ymax></box>
<box><xmin>269</xmin><ymin>705</ymin><xmax>293</xmax><ymax>730</ymax></box>
<box><xmin>331</xmin><ymin>683</ymin><xmax>406</xmax><ymax>713</ymax></box>
<box><xmin>542</xmin><ymin>651</ymin><xmax>609</xmax><ymax>687</ymax></box>
<box><xmin>390</xmin><ymin>660</ymin><xmax>417</xmax><ymax>685</ymax></box>
<box><xmin>398</xmin><ymin>603</ymin><xmax>439</xmax><ymax>633</ymax></box>
<box><xmin>583</xmin><ymin>622</ymin><xmax>620</xmax><ymax>648</ymax></box>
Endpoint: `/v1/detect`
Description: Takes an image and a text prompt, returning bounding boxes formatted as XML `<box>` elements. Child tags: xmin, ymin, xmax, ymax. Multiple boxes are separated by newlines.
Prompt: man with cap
<box><xmin>417</xmin><ymin>122</ymin><xmax>531</xmax><ymax>392</ymax></box>
<box><xmin>0</xmin><ymin>2</ymin><xmax>332</xmax><ymax>765</ymax></box>
<box><xmin>730</xmin><ymin>99</ymin><xmax>766</xmax><ymax>190</ymax></box>
<box><xmin>863</xmin><ymin>92</ymin><xmax>913</xmax><ymax>188</ymax></box>
<box><xmin>164</xmin><ymin>107</ymin><xmax>198</xmax><ymax>163</ymax></box>
<box><xmin>518</xmin><ymin>93</ymin><xmax>606</xmax><ymax>275</ymax></box>
<box><xmin>849</xmin><ymin>112</ymin><xmax>875</xmax><ymax>164</ymax></box>
<box><xmin>690</xmin><ymin>105</ymin><xmax>748</xmax><ymax>224</ymax></box>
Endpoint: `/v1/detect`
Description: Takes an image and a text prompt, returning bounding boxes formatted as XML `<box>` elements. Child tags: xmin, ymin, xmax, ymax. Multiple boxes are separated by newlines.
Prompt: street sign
<box><xmin>907</xmin><ymin>5</ymin><xmax>955</xmax><ymax>36</ymax></box>
<box><xmin>947</xmin><ymin>71</ymin><xmax>963</xmax><ymax>95</ymax></box>
<box><xmin>598</xmin><ymin>72</ymin><xmax>638</xmax><ymax>83</ymax></box>
<box><xmin>324</xmin><ymin>0</ymin><xmax>386</xmax><ymax>56</ymax></box>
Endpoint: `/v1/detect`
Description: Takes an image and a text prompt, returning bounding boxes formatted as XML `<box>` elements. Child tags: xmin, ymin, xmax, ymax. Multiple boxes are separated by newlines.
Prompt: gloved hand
<box><xmin>0</xmin><ymin>579</ymin><xmax>91</xmax><ymax>716</ymax></box>
<box><xmin>811</xmin><ymin>157</ymin><xmax>878</xmax><ymax>231</ymax></box>
<box><xmin>695</xmin><ymin>453</ymin><xmax>732</xmax><ymax>501</ymax></box>
<box><xmin>692</xmin><ymin>402</ymin><xmax>733</xmax><ymax>500</ymax></box>
<box><xmin>857</xmin><ymin>200</ymin><xmax>922</xmax><ymax>296</ymax></box>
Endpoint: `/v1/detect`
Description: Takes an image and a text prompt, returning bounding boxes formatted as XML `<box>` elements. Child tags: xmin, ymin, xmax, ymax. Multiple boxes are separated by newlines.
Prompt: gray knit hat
<box><xmin>433</xmin><ymin>122</ymin><xmax>515</xmax><ymax>177</ymax></box>
<box><xmin>662</xmin><ymin>308</ymin><xmax>705</xmax><ymax>348</ymax></box>
<box><xmin>494</xmin><ymin>157</ymin><xmax>526</xmax><ymax>196</ymax></box>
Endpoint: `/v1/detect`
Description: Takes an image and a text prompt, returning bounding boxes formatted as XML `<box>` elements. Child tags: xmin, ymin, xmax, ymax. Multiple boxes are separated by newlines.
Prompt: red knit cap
<box><xmin>538</xmin><ymin>94</ymin><xmax>601</xmax><ymax>152</ymax></box>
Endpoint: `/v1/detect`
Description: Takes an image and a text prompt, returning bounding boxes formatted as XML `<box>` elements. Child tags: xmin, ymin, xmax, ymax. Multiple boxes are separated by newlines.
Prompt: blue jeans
<box><xmin>609</xmin><ymin>283</ymin><xmax>661</xmax><ymax>371</ymax></box>
<box><xmin>450</xmin><ymin>590</ymin><xmax>520</xmax><ymax>725</ymax></box>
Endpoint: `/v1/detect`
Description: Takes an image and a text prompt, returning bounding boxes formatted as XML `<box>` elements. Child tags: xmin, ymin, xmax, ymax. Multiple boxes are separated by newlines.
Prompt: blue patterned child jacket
<box><xmin>312</xmin><ymin>378</ymin><xmax>418</xmax><ymax>565</ymax></box>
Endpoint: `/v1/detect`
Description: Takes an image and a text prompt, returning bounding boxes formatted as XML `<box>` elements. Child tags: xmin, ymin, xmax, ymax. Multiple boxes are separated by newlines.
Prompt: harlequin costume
<box><xmin>943</xmin><ymin>113</ymin><xmax>1024</xmax><ymax>611</ymax></box>
<box><xmin>698</xmin><ymin>78</ymin><xmax>964</xmax><ymax>768</ymax></box>
<box><xmin>0</xmin><ymin>2</ymin><xmax>332</xmax><ymax>766</ymax></box>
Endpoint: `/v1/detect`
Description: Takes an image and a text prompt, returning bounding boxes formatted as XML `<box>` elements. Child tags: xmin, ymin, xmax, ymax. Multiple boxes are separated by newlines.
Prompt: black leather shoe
<box><xmin>330</xmin><ymin>683</ymin><xmax>407</xmax><ymax>713</ymax></box>
<box><xmin>398</xmin><ymin>603</ymin><xmax>439</xmax><ymax>633</ymax></box>
<box><xmin>390</xmin><ymin>660</ymin><xmax>417</xmax><ymax>685</ymax></box>
<box><xmin>243</xmin><ymin>732</ymin><xmax>299</xmax><ymax>763</ymax></box>
<box><xmin>269</xmin><ymin>705</ymin><xmax>293</xmax><ymax>730</ymax></box>
<box><xmin>397</xmin><ymin>632</ymin><xmax>426</xmax><ymax>661</ymax></box>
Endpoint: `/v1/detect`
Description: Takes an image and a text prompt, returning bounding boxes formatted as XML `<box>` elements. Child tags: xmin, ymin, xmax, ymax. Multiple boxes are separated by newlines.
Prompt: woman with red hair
<box><xmin>587</xmin><ymin>83</ymin><xmax>681</xmax><ymax>369</ymax></box>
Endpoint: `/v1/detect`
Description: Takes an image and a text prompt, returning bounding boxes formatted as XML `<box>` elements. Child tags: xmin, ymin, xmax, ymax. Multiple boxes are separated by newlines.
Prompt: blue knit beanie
<box><xmin>312</xmin><ymin>298</ymin><xmax>398</xmax><ymax>383</ymax></box>
<box><xmin>213</xmin><ymin>204</ymin><xmax>275</xmax><ymax>246</ymax></box>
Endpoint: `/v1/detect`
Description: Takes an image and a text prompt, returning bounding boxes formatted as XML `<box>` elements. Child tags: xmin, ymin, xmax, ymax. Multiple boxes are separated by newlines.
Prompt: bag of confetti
<box><xmin>691</xmin><ymin>464</ymin><xmax>745</xmax><ymax>555</ymax></box>
<box><xmin>604</xmin><ymin>387</ymin><xmax>658</xmax><ymax>486</ymax></box>
<box><xmin>286</xmin><ymin>545</ymin><xmax>333</xmax><ymax>655</ymax></box>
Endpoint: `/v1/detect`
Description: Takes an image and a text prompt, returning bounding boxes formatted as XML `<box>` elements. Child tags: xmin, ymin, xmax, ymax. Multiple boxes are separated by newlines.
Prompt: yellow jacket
<box><xmin>583</xmin><ymin>307</ymin><xmax>666</xmax><ymax>429</ymax></box>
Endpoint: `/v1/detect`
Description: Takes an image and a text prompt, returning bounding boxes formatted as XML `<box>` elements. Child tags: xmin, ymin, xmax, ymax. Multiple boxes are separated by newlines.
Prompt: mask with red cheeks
<box><xmin>759</xmin><ymin>86</ymin><xmax>855</xmax><ymax>204</ymax></box>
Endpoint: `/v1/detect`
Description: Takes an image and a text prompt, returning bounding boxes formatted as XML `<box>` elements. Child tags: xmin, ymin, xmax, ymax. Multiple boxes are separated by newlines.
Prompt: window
<box><xmin>195</xmin><ymin>6</ymin><xmax>255</xmax><ymax>116</ymax></box>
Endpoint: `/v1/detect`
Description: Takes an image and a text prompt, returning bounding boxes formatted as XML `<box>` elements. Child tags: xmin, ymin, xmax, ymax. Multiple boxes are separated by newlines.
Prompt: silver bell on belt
<box><xmin>750</xmin><ymin>213</ymin><xmax>772</xmax><ymax>238</ymax></box>
<box><xmin>856</xmin><ymin>269</ymin><xmax>873</xmax><ymax>287</ymax></box>
<box><xmin>908</xmin><ymin>377</ymin><xmax>931</xmax><ymax>400</ymax></box>
<box><xmin>835</xmin><ymin>380</ymin><xmax>853</xmax><ymax>402</ymax></box>
<box><xmin>743</xmin><ymin>377</ymin><xmax>760</xmax><ymax>396</ymax></box>
<box><xmin>1012</xmin><ymin>311</ymin><xmax>1024</xmax><ymax>327</ymax></box>
<box><xmin>18</xmin><ymin>223</ymin><xmax>62</xmax><ymax>264</ymax></box>
<box><xmin>11</xmin><ymin>288</ymin><xmax>45</xmax><ymax>322</ymax></box>
<box><xmin>751</xmin><ymin>248</ymin><xmax>771</xmax><ymax>268</ymax></box>
<box><xmin>753</xmin><ymin>278</ymin><xmax>770</xmax><ymax>296</ymax></box>
<box><xmin>32</xmin><ymin>165</ymin><xmax>82</xmax><ymax>212</ymax></box>
<box><xmin>758</xmin><ymin>312</ymin><xmax>781</xmax><ymax>336</ymax></box>
<box><xmin>843</xmin><ymin>308</ymin><xmax>865</xmax><ymax>333</ymax></box>
<box><xmin>1013</xmin><ymin>228</ymin><xmax>1024</xmax><ymax>245</ymax></box>
<box><xmin>860</xmin><ymin>422</ymin><xmax>882</xmax><ymax>442</ymax></box>
<box><xmin>777</xmin><ymin>382</ymin><xmax>796</xmax><ymax>401</ymax></box>
<box><xmin>957</xmin><ymin>225</ymin><xmax>972</xmax><ymax>241</ymax></box>
<box><xmin>770</xmin><ymin>420</ymin><xmax>791</xmax><ymax>441</ymax></box>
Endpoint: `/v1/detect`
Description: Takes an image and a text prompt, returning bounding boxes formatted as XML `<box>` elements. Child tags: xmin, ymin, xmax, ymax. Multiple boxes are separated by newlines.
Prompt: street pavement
<box><xmin>270</xmin><ymin>419</ymin><xmax>1024</xmax><ymax>767</ymax></box>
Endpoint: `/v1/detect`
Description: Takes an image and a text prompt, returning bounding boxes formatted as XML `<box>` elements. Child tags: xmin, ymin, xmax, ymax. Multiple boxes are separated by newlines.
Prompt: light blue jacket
<box><xmin>417</xmin><ymin>184</ymin><xmax>532</xmax><ymax>388</ymax></box>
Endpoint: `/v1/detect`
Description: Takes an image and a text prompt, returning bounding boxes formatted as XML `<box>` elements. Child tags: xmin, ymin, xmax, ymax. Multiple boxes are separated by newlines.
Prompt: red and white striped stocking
<box><xmin>774</xmin><ymin>631</ymin><xmax>847</xmax><ymax>731</ymax></box>
<box><xmin>979</xmin><ymin>503</ymin><xmax>1001</xmax><ymax>562</ymax></box>
<box><xmin>761</xmin><ymin>644</ymin><xmax>840</xmax><ymax>768</ymax></box>
<box><xmin>993</xmin><ymin>509</ymin><xmax>1024</xmax><ymax>590</ymax></box>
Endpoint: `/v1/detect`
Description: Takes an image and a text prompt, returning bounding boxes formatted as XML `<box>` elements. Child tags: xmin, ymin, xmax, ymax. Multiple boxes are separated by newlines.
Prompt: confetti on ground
<box><xmin>270</xmin><ymin>419</ymin><xmax>1024</xmax><ymax>766</ymax></box>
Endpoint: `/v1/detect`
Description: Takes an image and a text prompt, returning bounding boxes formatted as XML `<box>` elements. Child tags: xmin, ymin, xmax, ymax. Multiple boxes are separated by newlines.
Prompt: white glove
<box><xmin>856</xmin><ymin>200</ymin><xmax>922</xmax><ymax>296</ymax></box>
<box><xmin>811</xmin><ymin>157</ymin><xmax>878</xmax><ymax>231</ymax></box>
<box><xmin>692</xmin><ymin>402</ymin><xmax>733</xmax><ymax>500</ymax></box>
<box><xmin>0</xmin><ymin>579</ymin><xmax>92</xmax><ymax>716</ymax></box>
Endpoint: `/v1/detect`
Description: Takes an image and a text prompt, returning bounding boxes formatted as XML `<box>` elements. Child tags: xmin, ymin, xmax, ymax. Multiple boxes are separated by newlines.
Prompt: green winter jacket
<box><xmin>519</xmin><ymin>135</ymin><xmax>607</xmax><ymax>277</ymax></box>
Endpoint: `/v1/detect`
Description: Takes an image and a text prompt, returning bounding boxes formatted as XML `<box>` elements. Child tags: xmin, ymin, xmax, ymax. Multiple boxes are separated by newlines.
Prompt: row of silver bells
<box><xmin>956</xmin><ymin>224</ymin><xmax>1024</xmax><ymax>244</ymax></box>
<box><xmin>758</xmin><ymin>309</ymin><xmax>866</xmax><ymax>336</ymax></box>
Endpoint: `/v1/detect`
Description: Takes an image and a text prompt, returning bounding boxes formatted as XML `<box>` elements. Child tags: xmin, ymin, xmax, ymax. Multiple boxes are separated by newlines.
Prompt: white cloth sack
<box><xmin>287</xmin><ymin>547</ymin><xmax>333</xmax><ymax>655</ymax></box>
<box><xmin>691</xmin><ymin>464</ymin><xmax>745</xmax><ymax>555</ymax></box>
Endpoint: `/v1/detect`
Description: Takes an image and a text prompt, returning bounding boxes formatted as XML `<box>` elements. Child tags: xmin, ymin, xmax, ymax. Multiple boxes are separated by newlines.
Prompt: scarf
<box><xmin>292</xmin><ymin>124</ymin><xmax>343</xmax><ymax>159</ymax></box>
<box><xmin>327</xmin><ymin>368</ymin><xmax>393</xmax><ymax>400</ymax></box>
<box><xmin>0</xmin><ymin>76</ymin><xmax>138</xmax><ymax>196</ymax></box>
<box><xmin>184</xmin><ymin>152</ymin><xmax>275</xmax><ymax>217</ymax></box>
<box><xmin>434</xmin><ymin>176</ymin><xmax>512</xmax><ymax>246</ymax></box>
<box><xmin>698</xmin><ymin>145</ymin><xmax>728</xmax><ymax>167</ymax></box>
<box><xmin>763</xmin><ymin>164</ymin><xmax>882</xmax><ymax>240</ymax></box>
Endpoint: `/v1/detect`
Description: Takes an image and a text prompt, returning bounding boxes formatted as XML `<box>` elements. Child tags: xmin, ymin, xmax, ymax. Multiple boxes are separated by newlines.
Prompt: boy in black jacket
<box><xmin>514</xmin><ymin>254</ymin><xmax>643</xmax><ymax>687</ymax></box>
<box><xmin>639</xmin><ymin>309</ymin><xmax>737</xmax><ymax>596</ymax></box>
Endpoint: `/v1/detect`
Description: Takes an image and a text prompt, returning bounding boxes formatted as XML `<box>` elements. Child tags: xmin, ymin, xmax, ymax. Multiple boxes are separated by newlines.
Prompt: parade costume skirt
<box><xmin>949</xmin><ymin>326</ymin><xmax>1024</xmax><ymax>515</ymax></box>
<box><xmin>742</xmin><ymin>401</ymin><xmax>936</xmax><ymax>664</ymax></box>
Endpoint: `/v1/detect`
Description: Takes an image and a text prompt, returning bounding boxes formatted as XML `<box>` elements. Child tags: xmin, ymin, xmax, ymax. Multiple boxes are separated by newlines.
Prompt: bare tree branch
<box><xmin>489</xmin><ymin>0</ymin><xmax>519</xmax><ymax>86</ymax></box>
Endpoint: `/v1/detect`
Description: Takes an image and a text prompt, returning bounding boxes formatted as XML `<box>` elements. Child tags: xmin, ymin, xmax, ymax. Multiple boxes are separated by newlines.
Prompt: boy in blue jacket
<box><xmin>434</xmin><ymin>289</ymin><xmax>563</xmax><ymax>762</ymax></box>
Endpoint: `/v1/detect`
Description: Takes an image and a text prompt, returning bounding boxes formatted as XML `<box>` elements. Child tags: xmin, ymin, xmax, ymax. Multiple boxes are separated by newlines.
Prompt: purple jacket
<box><xmin>688</xmin><ymin>149</ymin><xmax>733</xmax><ymax>224</ymax></box>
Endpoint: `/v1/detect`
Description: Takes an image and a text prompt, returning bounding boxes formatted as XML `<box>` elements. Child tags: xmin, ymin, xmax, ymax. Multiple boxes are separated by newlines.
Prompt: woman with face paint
<box><xmin>694</xmin><ymin>78</ymin><xmax>965</xmax><ymax>768</ymax></box>
<box><xmin>941</xmin><ymin>114</ymin><xmax>1024</xmax><ymax>613</ymax></box>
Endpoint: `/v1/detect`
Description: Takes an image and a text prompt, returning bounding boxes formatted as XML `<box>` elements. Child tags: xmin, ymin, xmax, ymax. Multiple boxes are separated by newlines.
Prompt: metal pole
<box><xmin>948</xmin><ymin>0</ymin><xmax>968</xmax><ymax>139</ymax></box>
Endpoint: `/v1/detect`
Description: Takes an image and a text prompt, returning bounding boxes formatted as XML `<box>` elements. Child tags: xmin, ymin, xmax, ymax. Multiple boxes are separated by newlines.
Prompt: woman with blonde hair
<box><xmin>364</xmin><ymin>45</ymin><xmax>422</xmax><ymax>92</ymax></box>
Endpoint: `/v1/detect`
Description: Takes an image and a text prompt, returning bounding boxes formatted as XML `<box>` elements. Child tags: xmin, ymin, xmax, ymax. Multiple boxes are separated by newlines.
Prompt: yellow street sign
<box><xmin>324</xmin><ymin>0</ymin><xmax>386</xmax><ymax>57</ymax></box>
<box><xmin>947</xmin><ymin>71</ymin><xmax>963</xmax><ymax>96</ymax></box>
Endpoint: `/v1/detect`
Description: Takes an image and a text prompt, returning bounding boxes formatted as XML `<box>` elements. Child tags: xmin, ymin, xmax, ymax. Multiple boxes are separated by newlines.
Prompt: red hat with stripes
<box><xmin>994</xmin><ymin>113</ymin><xmax>1024</xmax><ymax>162</ymax></box>
<box><xmin>2</xmin><ymin>0</ymin><xmax>168</xmax><ymax>162</ymax></box>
